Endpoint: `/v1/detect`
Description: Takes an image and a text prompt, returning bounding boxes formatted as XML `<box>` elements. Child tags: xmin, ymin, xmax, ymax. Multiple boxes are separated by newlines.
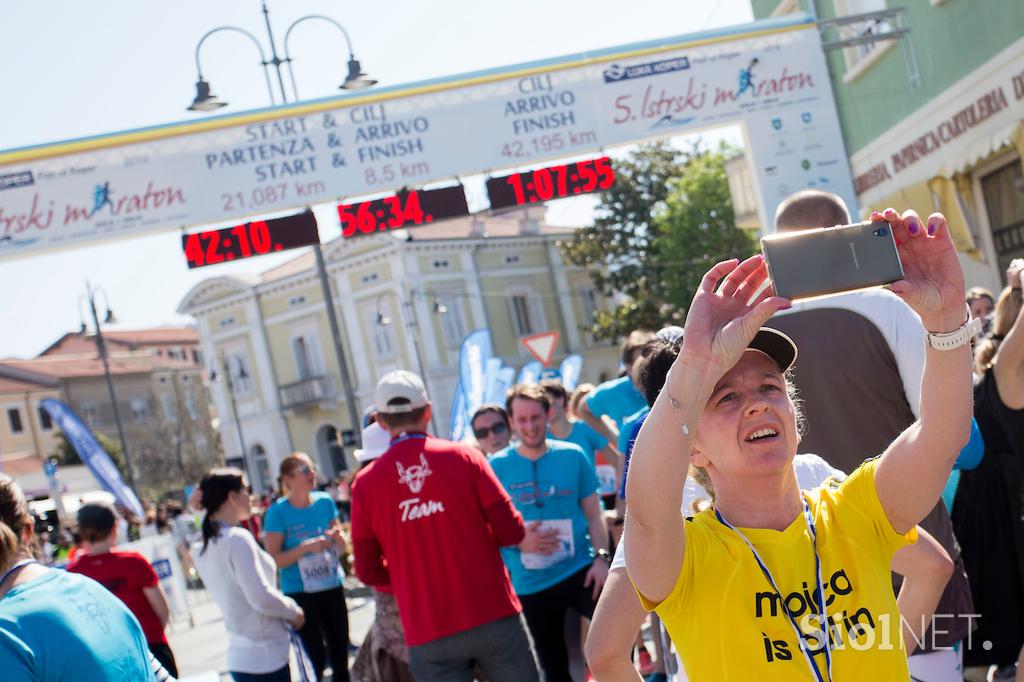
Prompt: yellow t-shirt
<box><xmin>639</xmin><ymin>458</ymin><xmax>916</xmax><ymax>681</ymax></box>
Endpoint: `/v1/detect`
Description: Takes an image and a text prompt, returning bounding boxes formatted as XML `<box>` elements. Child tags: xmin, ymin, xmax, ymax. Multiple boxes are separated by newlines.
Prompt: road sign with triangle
<box><xmin>521</xmin><ymin>331</ymin><xmax>560</xmax><ymax>366</ymax></box>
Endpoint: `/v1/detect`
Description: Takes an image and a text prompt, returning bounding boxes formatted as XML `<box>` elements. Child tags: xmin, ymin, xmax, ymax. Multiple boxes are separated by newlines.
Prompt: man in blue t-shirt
<box><xmin>541</xmin><ymin>379</ymin><xmax>621</xmax><ymax>504</ymax></box>
<box><xmin>489</xmin><ymin>384</ymin><xmax>609</xmax><ymax>682</ymax></box>
<box><xmin>578</xmin><ymin>329</ymin><xmax>654</xmax><ymax>443</ymax></box>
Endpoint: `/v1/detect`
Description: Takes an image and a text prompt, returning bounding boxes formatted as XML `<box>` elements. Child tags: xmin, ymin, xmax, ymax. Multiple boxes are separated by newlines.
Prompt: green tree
<box><xmin>561</xmin><ymin>142</ymin><xmax>757</xmax><ymax>339</ymax></box>
<box><xmin>53</xmin><ymin>429</ymin><xmax>128</xmax><ymax>479</ymax></box>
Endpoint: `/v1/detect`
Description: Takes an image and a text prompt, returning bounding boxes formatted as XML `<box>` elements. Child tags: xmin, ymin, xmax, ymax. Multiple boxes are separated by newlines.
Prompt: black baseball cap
<box><xmin>747</xmin><ymin>328</ymin><xmax>798</xmax><ymax>373</ymax></box>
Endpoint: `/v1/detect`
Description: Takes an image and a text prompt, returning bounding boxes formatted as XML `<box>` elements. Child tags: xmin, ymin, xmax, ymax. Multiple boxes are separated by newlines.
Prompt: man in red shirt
<box><xmin>351</xmin><ymin>370</ymin><xmax>542</xmax><ymax>682</ymax></box>
<box><xmin>67</xmin><ymin>502</ymin><xmax>177</xmax><ymax>677</ymax></box>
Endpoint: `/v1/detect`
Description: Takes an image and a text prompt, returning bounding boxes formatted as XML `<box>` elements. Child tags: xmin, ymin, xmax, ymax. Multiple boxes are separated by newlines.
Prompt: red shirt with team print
<box><xmin>351</xmin><ymin>433</ymin><xmax>525</xmax><ymax>646</ymax></box>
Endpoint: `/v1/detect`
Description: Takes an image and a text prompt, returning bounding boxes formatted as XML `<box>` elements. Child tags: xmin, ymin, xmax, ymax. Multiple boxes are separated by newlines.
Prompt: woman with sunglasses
<box><xmin>471</xmin><ymin>405</ymin><xmax>512</xmax><ymax>456</ymax></box>
<box><xmin>626</xmin><ymin>210</ymin><xmax>975</xmax><ymax>680</ymax></box>
<box><xmin>192</xmin><ymin>468</ymin><xmax>305</xmax><ymax>682</ymax></box>
<box><xmin>264</xmin><ymin>453</ymin><xmax>350</xmax><ymax>682</ymax></box>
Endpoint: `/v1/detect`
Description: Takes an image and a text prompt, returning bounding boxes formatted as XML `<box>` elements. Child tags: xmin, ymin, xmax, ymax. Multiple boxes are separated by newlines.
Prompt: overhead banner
<box><xmin>39</xmin><ymin>399</ymin><xmax>145</xmax><ymax>519</ymax></box>
<box><xmin>0</xmin><ymin>14</ymin><xmax>854</xmax><ymax>260</ymax></box>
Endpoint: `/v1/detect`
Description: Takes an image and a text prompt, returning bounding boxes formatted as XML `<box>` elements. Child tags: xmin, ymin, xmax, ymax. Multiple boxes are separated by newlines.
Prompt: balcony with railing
<box><xmin>278</xmin><ymin>375</ymin><xmax>338</xmax><ymax>410</ymax></box>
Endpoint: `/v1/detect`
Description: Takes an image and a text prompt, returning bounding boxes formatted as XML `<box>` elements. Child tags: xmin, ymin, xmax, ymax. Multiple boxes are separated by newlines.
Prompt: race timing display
<box><xmin>485</xmin><ymin>157</ymin><xmax>615</xmax><ymax>210</ymax></box>
<box><xmin>181</xmin><ymin>210</ymin><xmax>319</xmax><ymax>269</ymax></box>
<box><xmin>338</xmin><ymin>185</ymin><xmax>469</xmax><ymax>239</ymax></box>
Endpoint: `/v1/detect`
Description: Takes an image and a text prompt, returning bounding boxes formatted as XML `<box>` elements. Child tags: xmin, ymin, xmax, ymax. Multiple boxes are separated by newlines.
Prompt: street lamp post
<box><xmin>81</xmin><ymin>282</ymin><xmax>138</xmax><ymax>493</ymax></box>
<box><xmin>375</xmin><ymin>289</ymin><xmax>441</xmax><ymax>435</ymax></box>
<box><xmin>186</xmin><ymin>0</ymin><xmax>375</xmax><ymax>112</ymax></box>
<box><xmin>185</xmin><ymin>1</ymin><xmax>373</xmax><ymax>448</ymax></box>
<box><xmin>217</xmin><ymin>350</ymin><xmax>250</xmax><ymax>476</ymax></box>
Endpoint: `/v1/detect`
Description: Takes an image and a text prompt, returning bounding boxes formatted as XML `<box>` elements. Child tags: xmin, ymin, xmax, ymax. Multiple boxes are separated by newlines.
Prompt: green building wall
<box><xmin>750</xmin><ymin>0</ymin><xmax>1024</xmax><ymax>154</ymax></box>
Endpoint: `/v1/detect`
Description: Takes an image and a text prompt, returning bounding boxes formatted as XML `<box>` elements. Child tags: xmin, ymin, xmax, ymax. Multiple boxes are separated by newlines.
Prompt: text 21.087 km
<box><xmin>220</xmin><ymin>180</ymin><xmax>327</xmax><ymax>212</ymax></box>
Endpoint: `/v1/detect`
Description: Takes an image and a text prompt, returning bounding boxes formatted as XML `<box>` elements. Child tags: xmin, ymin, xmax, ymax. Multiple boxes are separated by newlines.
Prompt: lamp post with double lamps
<box><xmin>185</xmin><ymin>1</ymin><xmax>375</xmax><ymax>449</ymax></box>
<box><xmin>186</xmin><ymin>1</ymin><xmax>375</xmax><ymax>112</ymax></box>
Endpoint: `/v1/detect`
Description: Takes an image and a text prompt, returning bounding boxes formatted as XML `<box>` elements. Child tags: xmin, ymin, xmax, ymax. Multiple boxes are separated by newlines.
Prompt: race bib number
<box><xmin>596</xmin><ymin>464</ymin><xmax>617</xmax><ymax>496</ymax></box>
<box><xmin>521</xmin><ymin>518</ymin><xmax>574</xmax><ymax>570</ymax></box>
<box><xmin>297</xmin><ymin>549</ymin><xmax>339</xmax><ymax>593</ymax></box>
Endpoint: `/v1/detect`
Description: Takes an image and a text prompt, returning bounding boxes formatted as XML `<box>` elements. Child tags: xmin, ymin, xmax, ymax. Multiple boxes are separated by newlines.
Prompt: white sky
<box><xmin>0</xmin><ymin>0</ymin><xmax>752</xmax><ymax>358</ymax></box>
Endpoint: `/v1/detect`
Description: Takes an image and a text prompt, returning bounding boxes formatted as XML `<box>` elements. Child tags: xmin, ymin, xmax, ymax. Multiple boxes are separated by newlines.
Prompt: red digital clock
<box><xmin>181</xmin><ymin>210</ymin><xmax>319</xmax><ymax>269</ymax></box>
<box><xmin>485</xmin><ymin>157</ymin><xmax>615</xmax><ymax>210</ymax></box>
<box><xmin>338</xmin><ymin>185</ymin><xmax>470</xmax><ymax>239</ymax></box>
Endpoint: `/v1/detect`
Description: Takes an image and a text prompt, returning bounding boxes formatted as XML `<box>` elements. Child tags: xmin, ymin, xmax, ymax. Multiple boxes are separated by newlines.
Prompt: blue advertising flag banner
<box><xmin>517</xmin><ymin>361</ymin><xmax>543</xmax><ymax>385</ymax></box>
<box><xmin>459</xmin><ymin>329</ymin><xmax>493</xmax><ymax>418</ymax></box>
<box><xmin>482</xmin><ymin>358</ymin><xmax>503</xmax><ymax>406</ymax></box>
<box><xmin>487</xmin><ymin>366</ymin><xmax>516</xmax><ymax>405</ymax></box>
<box><xmin>40</xmin><ymin>399</ymin><xmax>144</xmax><ymax>518</ymax></box>
<box><xmin>559</xmin><ymin>354</ymin><xmax>584</xmax><ymax>391</ymax></box>
<box><xmin>449</xmin><ymin>383</ymin><xmax>469</xmax><ymax>441</ymax></box>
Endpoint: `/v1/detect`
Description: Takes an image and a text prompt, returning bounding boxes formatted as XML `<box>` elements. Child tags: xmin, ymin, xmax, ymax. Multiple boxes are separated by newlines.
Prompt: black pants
<box><xmin>148</xmin><ymin>642</ymin><xmax>178</xmax><ymax>678</ymax></box>
<box><xmin>518</xmin><ymin>566</ymin><xmax>597</xmax><ymax>682</ymax></box>
<box><xmin>290</xmin><ymin>586</ymin><xmax>351</xmax><ymax>682</ymax></box>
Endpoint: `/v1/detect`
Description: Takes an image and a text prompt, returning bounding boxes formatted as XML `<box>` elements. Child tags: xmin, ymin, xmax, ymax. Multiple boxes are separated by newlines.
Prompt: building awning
<box><xmin>863</xmin><ymin>177</ymin><xmax>981</xmax><ymax>260</ymax></box>
<box><xmin>936</xmin><ymin>120</ymin><xmax>1023</xmax><ymax>178</ymax></box>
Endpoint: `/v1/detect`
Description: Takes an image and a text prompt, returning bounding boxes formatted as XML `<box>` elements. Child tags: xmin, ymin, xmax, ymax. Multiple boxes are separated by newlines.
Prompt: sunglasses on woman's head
<box><xmin>473</xmin><ymin>422</ymin><xmax>509</xmax><ymax>440</ymax></box>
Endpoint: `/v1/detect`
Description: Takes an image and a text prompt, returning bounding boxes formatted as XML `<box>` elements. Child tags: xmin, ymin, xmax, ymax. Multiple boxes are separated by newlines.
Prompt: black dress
<box><xmin>952</xmin><ymin>368</ymin><xmax>1024</xmax><ymax>668</ymax></box>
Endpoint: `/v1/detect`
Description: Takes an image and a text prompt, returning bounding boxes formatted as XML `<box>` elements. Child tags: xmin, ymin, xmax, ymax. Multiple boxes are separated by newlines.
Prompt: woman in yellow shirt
<box><xmin>625</xmin><ymin>209</ymin><xmax>976</xmax><ymax>681</ymax></box>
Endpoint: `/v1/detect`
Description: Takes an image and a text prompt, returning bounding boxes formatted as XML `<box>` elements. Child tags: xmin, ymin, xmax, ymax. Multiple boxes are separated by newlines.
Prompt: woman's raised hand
<box><xmin>680</xmin><ymin>254</ymin><xmax>791</xmax><ymax>376</ymax></box>
<box><xmin>876</xmin><ymin>209</ymin><xmax>966</xmax><ymax>332</ymax></box>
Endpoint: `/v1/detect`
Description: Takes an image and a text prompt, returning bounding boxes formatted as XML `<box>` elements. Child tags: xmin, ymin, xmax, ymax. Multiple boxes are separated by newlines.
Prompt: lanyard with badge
<box><xmin>715</xmin><ymin>494</ymin><xmax>833</xmax><ymax>682</ymax></box>
<box><xmin>295</xmin><ymin>475</ymin><xmax>348</xmax><ymax>593</ymax></box>
<box><xmin>391</xmin><ymin>433</ymin><xmax>428</xmax><ymax>446</ymax></box>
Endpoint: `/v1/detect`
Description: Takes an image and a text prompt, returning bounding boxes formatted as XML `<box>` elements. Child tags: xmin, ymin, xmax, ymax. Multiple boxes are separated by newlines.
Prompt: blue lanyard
<box><xmin>0</xmin><ymin>560</ymin><xmax>40</xmax><ymax>596</ymax></box>
<box><xmin>390</xmin><ymin>432</ymin><xmax>428</xmax><ymax>446</ymax></box>
<box><xmin>715</xmin><ymin>496</ymin><xmax>832</xmax><ymax>682</ymax></box>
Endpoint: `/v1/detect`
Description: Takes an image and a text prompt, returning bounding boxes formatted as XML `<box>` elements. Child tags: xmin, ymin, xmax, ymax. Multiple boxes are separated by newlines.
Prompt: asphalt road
<box><xmin>168</xmin><ymin>586</ymin><xmax>376</xmax><ymax>682</ymax></box>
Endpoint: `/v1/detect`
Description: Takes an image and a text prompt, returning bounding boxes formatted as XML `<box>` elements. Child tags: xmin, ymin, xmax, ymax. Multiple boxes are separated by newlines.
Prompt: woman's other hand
<box><xmin>876</xmin><ymin>209</ymin><xmax>966</xmax><ymax>332</ymax></box>
<box><xmin>680</xmin><ymin>254</ymin><xmax>791</xmax><ymax>376</ymax></box>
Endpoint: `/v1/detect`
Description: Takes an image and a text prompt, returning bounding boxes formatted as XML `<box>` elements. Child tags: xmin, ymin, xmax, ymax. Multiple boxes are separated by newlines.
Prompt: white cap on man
<box><xmin>374</xmin><ymin>370</ymin><xmax>429</xmax><ymax>414</ymax></box>
<box><xmin>354</xmin><ymin>422</ymin><xmax>392</xmax><ymax>462</ymax></box>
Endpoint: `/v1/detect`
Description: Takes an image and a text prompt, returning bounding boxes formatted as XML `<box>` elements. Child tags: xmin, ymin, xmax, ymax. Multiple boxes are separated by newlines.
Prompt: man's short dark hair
<box><xmin>471</xmin><ymin>404</ymin><xmax>508</xmax><ymax>427</ymax></box>
<box><xmin>620</xmin><ymin>329</ymin><xmax>656</xmax><ymax>367</ymax></box>
<box><xmin>376</xmin><ymin>406</ymin><xmax>428</xmax><ymax>431</ymax></box>
<box><xmin>77</xmin><ymin>502</ymin><xmax>117</xmax><ymax>544</ymax></box>
<box><xmin>639</xmin><ymin>338</ymin><xmax>683</xmax><ymax>407</ymax></box>
<box><xmin>774</xmin><ymin>190</ymin><xmax>851</xmax><ymax>232</ymax></box>
<box><xmin>505</xmin><ymin>384</ymin><xmax>551</xmax><ymax>418</ymax></box>
<box><xmin>538</xmin><ymin>379</ymin><xmax>568</xmax><ymax>407</ymax></box>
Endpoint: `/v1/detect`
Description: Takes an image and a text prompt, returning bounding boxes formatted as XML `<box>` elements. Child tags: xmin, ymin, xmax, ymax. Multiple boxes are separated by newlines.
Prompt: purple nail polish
<box><xmin>907</xmin><ymin>217</ymin><xmax>919</xmax><ymax>235</ymax></box>
<box><xmin>927</xmin><ymin>220</ymin><xmax>936</xmax><ymax>236</ymax></box>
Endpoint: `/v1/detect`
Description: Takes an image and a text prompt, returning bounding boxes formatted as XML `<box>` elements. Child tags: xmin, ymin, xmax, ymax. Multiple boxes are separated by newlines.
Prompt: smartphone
<box><xmin>761</xmin><ymin>220</ymin><xmax>904</xmax><ymax>301</ymax></box>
